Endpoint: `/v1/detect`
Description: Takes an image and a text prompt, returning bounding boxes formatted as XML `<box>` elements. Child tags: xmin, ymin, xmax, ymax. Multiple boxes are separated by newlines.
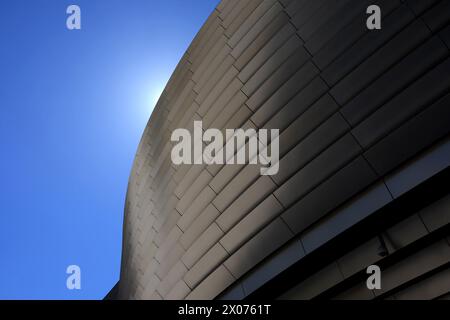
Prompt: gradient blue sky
<box><xmin>0</xmin><ymin>0</ymin><xmax>218</xmax><ymax>299</ymax></box>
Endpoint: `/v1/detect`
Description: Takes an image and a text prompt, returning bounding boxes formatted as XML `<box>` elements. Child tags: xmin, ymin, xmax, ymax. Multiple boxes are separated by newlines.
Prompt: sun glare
<box><xmin>150</xmin><ymin>85</ymin><xmax>165</xmax><ymax>109</ymax></box>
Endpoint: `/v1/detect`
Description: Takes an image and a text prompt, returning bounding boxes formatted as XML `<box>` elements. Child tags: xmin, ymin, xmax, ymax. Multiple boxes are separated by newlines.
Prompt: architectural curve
<box><xmin>116</xmin><ymin>0</ymin><xmax>450</xmax><ymax>300</ymax></box>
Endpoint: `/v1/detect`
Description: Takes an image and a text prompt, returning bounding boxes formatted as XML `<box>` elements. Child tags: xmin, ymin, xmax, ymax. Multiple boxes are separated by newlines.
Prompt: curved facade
<box><xmin>116</xmin><ymin>0</ymin><xmax>450</xmax><ymax>300</ymax></box>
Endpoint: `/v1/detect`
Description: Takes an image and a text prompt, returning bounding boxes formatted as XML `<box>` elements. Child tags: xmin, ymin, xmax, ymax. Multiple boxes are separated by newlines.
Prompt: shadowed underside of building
<box><xmin>116</xmin><ymin>0</ymin><xmax>450</xmax><ymax>300</ymax></box>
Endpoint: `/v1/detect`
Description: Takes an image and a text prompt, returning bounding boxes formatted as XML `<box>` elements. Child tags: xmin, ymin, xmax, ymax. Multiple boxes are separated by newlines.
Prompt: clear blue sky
<box><xmin>0</xmin><ymin>0</ymin><xmax>218</xmax><ymax>299</ymax></box>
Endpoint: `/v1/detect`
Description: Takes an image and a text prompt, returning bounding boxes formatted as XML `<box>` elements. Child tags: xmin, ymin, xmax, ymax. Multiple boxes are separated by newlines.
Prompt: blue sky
<box><xmin>0</xmin><ymin>0</ymin><xmax>218</xmax><ymax>299</ymax></box>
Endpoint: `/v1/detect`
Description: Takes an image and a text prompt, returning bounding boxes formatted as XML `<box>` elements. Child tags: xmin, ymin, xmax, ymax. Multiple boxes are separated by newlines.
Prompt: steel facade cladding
<box><xmin>116</xmin><ymin>0</ymin><xmax>450</xmax><ymax>300</ymax></box>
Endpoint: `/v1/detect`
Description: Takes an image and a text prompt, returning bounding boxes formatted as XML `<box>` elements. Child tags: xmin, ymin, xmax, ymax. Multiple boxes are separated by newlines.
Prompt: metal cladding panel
<box><xmin>117</xmin><ymin>0</ymin><xmax>450</xmax><ymax>300</ymax></box>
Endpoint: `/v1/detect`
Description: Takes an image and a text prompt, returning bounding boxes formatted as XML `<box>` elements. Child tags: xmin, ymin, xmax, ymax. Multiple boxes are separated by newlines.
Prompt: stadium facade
<box><xmin>114</xmin><ymin>0</ymin><xmax>450</xmax><ymax>300</ymax></box>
